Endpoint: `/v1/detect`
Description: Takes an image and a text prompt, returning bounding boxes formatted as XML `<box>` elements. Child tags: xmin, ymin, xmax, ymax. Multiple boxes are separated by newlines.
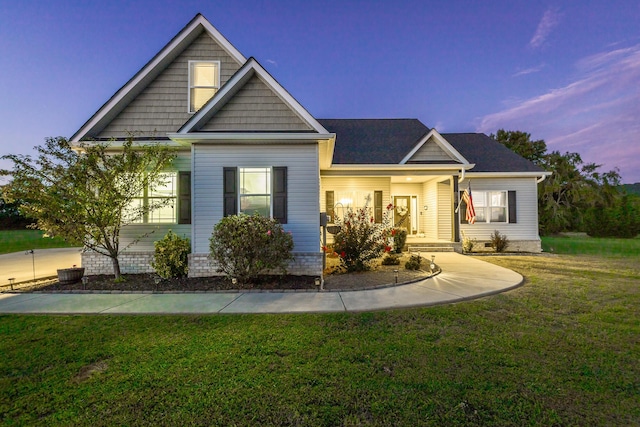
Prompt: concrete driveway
<box><xmin>0</xmin><ymin>248</ymin><xmax>83</xmax><ymax>285</ymax></box>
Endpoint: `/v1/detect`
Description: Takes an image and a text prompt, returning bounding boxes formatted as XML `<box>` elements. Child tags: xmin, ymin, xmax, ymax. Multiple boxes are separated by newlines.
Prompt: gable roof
<box><xmin>443</xmin><ymin>133</ymin><xmax>545</xmax><ymax>173</ymax></box>
<box><xmin>177</xmin><ymin>57</ymin><xmax>328</xmax><ymax>134</ymax></box>
<box><xmin>71</xmin><ymin>13</ymin><xmax>246</xmax><ymax>142</ymax></box>
<box><xmin>318</xmin><ymin>119</ymin><xmax>431</xmax><ymax>164</ymax></box>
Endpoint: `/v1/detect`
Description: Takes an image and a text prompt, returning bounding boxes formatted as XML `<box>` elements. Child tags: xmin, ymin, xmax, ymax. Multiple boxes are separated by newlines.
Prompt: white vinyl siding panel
<box><xmin>320</xmin><ymin>177</ymin><xmax>391</xmax><ymax>222</ymax></box>
<box><xmin>422</xmin><ymin>180</ymin><xmax>439</xmax><ymax>240</ymax></box>
<box><xmin>201</xmin><ymin>75</ymin><xmax>313</xmax><ymax>131</ymax></box>
<box><xmin>97</xmin><ymin>32</ymin><xmax>242</xmax><ymax>138</ymax></box>
<box><xmin>459</xmin><ymin>177</ymin><xmax>540</xmax><ymax>240</ymax></box>
<box><xmin>193</xmin><ymin>144</ymin><xmax>320</xmax><ymax>253</ymax></box>
<box><xmin>437</xmin><ymin>181</ymin><xmax>452</xmax><ymax>240</ymax></box>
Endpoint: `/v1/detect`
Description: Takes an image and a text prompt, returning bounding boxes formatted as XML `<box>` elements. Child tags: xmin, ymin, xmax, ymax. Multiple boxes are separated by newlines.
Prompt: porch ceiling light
<box><xmin>406</xmin><ymin>177</ymin><xmax>412</xmax><ymax>181</ymax></box>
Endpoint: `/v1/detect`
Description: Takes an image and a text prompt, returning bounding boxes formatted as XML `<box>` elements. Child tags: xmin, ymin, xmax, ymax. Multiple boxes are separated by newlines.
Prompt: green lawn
<box><xmin>1</xmin><ymin>254</ymin><xmax>638</xmax><ymax>425</ymax></box>
<box><xmin>542</xmin><ymin>233</ymin><xmax>640</xmax><ymax>256</ymax></box>
<box><xmin>0</xmin><ymin>230</ymin><xmax>76</xmax><ymax>255</ymax></box>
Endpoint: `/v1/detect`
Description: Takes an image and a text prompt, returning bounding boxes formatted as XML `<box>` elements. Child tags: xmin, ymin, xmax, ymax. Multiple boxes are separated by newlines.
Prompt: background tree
<box><xmin>1</xmin><ymin>137</ymin><xmax>175</xmax><ymax>278</ymax></box>
<box><xmin>493</xmin><ymin>129</ymin><xmax>637</xmax><ymax>237</ymax></box>
<box><xmin>490</xmin><ymin>129</ymin><xmax>547</xmax><ymax>165</ymax></box>
<box><xmin>0</xmin><ymin>192</ymin><xmax>31</xmax><ymax>230</ymax></box>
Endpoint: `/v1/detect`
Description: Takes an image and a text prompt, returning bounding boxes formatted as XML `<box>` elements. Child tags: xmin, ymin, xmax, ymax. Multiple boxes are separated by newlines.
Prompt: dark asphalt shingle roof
<box><xmin>443</xmin><ymin>133</ymin><xmax>545</xmax><ymax>173</ymax></box>
<box><xmin>318</xmin><ymin>118</ymin><xmax>543</xmax><ymax>173</ymax></box>
<box><xmin>318</xmin><ymin>119</ymin><xmax>430</xmax><ymax>164</ymax></box>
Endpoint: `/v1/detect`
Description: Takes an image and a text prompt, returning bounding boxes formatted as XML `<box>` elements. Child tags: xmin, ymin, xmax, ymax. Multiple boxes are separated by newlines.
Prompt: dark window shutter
<box><xmin>459</xmin><ymin>191</ymin><xmax>468</xmax><ymax>224</ymax></box>
<box><xmin>508</xmin><ymin>191</ymin><xmax>517</xmax><ymax>223</ymax></box>
<box><xmin>178</xmin><ymin>171</ymin><xmax>191</xmax><ymax>224</ymax></box>
<box><xmin>374</xmin><ymin>190</ymin><xmax>383</xmax><ymax>223</ymax></box>
<box><xmin>223</xmin><ymin>167</ymin><xmax>237</xmax><ymax>217</ymax></box>
<box><xmin>326</xmin><ymin>191</ymin><xmax>335</xmax><ymax>222</ymax></box>
<box><xmin>273</xmin><ymin>167</ymin><xmax>287</xmax><ymax>224</ymax></box>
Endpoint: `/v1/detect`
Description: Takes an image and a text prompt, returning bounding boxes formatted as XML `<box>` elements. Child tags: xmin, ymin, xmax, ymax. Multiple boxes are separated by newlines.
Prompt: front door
<box><xmin>393</xmin><ymin>196</ymin><xmax>411</xmax><ymax>231</ymax></box>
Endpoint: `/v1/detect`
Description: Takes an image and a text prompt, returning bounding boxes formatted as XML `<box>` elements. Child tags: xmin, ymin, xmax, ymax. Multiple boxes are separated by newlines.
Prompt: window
<box><xmin>189</xmin><ymin>61</ymin><xmax>220</xmax><ymax>113</ymax></box>
<box><xmin>461</xmin><ymin>190</ymin><xmax>515</xmax><ymax>224</ymax></box>
<box><xmin>239</xmin><ymin>167</ymin><xmax>271</xmax><ymax>217</ymax></box>
<box><xmin>224</xmin><ymin>167</ymin><xmax>287</xmax><ymax>223</ymax></box>
<box><xmin>129</xmin><ymin>172</ymin><xmax>179</xmax><ymax>224</ymax></box>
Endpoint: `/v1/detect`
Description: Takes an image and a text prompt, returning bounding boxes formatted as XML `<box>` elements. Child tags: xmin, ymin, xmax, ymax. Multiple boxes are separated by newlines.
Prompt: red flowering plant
<box><xmin>332</xmin><ymin>200</ymin><xmax>393</xmax><ymax>272</ymax></box>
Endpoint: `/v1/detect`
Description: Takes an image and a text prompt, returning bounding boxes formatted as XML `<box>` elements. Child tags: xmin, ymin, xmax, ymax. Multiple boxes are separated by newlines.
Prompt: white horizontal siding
<box><xmin>437</xmin><ymin>181</ymin><xmax>452</xmax><ymax>240</ymax></box>
<box><xmin>320</xmin><ymin>177</ymin><xmax>391</xmax><ymax>220</ymax></box>
<box><xmin>193</xmin><ymin>143</ymin><xmax>320</xmax><ymax>254</ymax></box>
<box><xmin>459</xmin><ymin>177</ymin><xmax>540</xmax><ymax>240</ymax></box>
<box><xmin>119</xmin><ymin>224</ymin><xmax>191</xmax><ymax>253</ymax></box>
<box><xmin>409</xmin><ymin>139</ymin><xmax>455</xmax><ymax>162</ymax></box>
<box><xmin>422</xmin><ymin>180</ymin><xmax>438</xmax><ymax>239</ymax></box>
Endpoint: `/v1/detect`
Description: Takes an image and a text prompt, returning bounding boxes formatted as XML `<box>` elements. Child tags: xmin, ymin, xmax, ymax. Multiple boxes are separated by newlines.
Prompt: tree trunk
<box><xmin>111</xmin><ymin>256</ymin><xmax>121</xmax><ymax>280</ymax></box>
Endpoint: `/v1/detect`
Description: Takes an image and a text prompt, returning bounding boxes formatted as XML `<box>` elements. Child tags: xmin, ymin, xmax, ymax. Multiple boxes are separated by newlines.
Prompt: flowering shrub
<box><xmin>209</xmin><ymin>213</ymin><xmax>294</xmax><ymax>283</ymax></box>
<box><xmin>332</xmin><ymin>203</ymin><xmax>393</xmax><ymax>272</ymax></box>
<box><xmin>151</xmin><ymin>230</ymin><xmax>190</xmax><ymax>279</ymax></box>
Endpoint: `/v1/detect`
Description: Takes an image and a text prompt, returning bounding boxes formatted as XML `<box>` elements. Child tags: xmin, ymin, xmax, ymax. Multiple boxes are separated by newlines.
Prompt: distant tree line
<box><xmin>0</xmin><ymin>193</ymin><xmax>31</xmax><ymax>230</ymax></box>
<box><xmin>492</xmin><ymin>130</ymin><xmax>640</xmax><ymax>238</ymax></box>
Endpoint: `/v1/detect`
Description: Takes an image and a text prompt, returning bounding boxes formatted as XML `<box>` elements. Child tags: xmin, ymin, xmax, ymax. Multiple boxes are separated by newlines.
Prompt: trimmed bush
<box><xmin>490</xmin><ymin>230</ymin><xmax>509</xmax><ymax>253</ymax></box>
<box><xmin>151</xmin><ymin>230</ymin><xmax>190</xmax><ymax>279</ymax></box>
<box><xmin>392</xmin><ymin>228</ymin><xmax>408</xmax><ymax>253</ymax></box>
<box><xmin>405</xmin><ymin>254</ymin><xmax>422</xmax><ymax>270</ymax></box>
<box><xmin>381</xmin><ymin>254</ymin><xmax>401</xmax><ymax>265</ymax></box>
<box><xmin>209</xmin><ymin>213</ymin><xmax>294</xmax><ymax>283</ymax></box>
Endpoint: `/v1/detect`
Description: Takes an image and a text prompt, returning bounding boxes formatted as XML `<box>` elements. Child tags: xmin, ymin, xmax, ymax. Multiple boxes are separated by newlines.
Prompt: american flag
<box><xmin>461</xmin><ymin>187</ymin><xmax>476</xmax><ymax>224</ymax></box>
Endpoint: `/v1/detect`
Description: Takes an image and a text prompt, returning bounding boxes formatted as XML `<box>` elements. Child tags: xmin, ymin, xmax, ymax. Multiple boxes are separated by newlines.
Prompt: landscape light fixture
<box><xmin>8</xmin><ymin>278</ymin><xmax>15</xmax><ymax>291</ymax></box>
<box><xmin>394</xmin><ymin>269</ymin><xmax>399</xmax><ymax>284</ymax></box>
<box><xmin>430</xmin><ymin>255</ymin><xmax>436</xmax><ymax>272</ymax></box>
<box><xmin>81</xmin><ymin>276</ymin><xmax>88</xmax><ymax>290</ymax></box>
<box><xmin>231</xmin><ymin>278</ymin><xmax>238</xmax><ymax>285</ymax></box>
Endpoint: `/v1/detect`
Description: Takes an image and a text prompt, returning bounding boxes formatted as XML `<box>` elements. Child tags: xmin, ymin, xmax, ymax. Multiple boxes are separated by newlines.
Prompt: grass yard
<box><xmin>542</xmin><ymin>233</ymin><xmax>640</xmax><ymax>256</ymax></box>
<box><xmin>0</xmin><ymin>230</ymin><xmax>75</xmax><ymax>255</ymax></box>
<box><xmin>1</xmin><ymin>254</ymin><xmax>639</xmax><ymax>425</ymax></box>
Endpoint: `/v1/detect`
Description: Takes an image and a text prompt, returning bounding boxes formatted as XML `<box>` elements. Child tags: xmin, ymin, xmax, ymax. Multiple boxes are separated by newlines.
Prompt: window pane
<box><xmin>472</xmin><ymin>191</ymin><xmax>486</xmax><ymax>207</ymax></box>
<box><xmin>192</xmin><ymin>63</ymin><xmax>218</xmax><ymax>86</ymax></box>
<box><xmin>191</xmin><ymin>88</ymin><xmax>217</xmax><ymax>112</ymax></box>
<box><xmin>490</xmin><ymin>191</ymin><xmax>506</xmax><ymax>207</ymax></box>
<box><xmin>125</xmin><ymin>198</ymin><xmax>145</xmax><ymax>223</ymax></box>
<box><xmin>149</xmin><ymin>173</ymin><xmax>176</xmax><ymax>197</ymax></box>
<box><xmin>148</xmin><ymin>199</ymin><xmax>176</xmax><ymax>223</ymax></box>
<box><xmin>475</xmin><ymin>208</ymin><xmax>486</xmax><ymax>223</ymax></box>
<box><xmin>490</xmin><ymin>207</ymin><xmax>507</xmax><ymax>222</ymax></box>
<box><xmin>240</xmin><ymin>168</ymin><xmax>270</xmax><ymax>194</ymax></box>
<box><xmin>240</xmin><ymin>195</ymin><xmax>270</xmax><ymax>217</ymax></box>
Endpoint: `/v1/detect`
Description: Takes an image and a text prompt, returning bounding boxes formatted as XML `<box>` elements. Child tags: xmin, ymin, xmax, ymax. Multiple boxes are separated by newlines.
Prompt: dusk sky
<box><xmin>1</xmin><ymin>0</ymin><xmax>639</xmax><ymax>183</ymax></box>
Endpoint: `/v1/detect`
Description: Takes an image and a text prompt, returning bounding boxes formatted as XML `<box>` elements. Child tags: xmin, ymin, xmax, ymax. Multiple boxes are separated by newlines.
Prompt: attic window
<box><xmin>189</xmin><ymin>60</ymin><xmax>220</xmax><ymax>113</ymax></box>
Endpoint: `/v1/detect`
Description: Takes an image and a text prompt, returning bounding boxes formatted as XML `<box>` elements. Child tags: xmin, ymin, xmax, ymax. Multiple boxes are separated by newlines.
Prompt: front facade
<box><xmin>72</xmin><ymin>14</ymin><xmax>549</xmax><ymax>277</ymax></box>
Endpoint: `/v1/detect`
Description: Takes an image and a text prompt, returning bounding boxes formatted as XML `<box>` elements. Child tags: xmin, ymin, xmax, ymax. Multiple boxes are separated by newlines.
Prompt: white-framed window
<box><xmin>188</xmin><ymin>60</ymin><xmax>220</xmax><ymax>113</ymax></box>
<box><xmin>129</xmin><ymin>172</ymin><xmax>178</xmax><ymax>223</ymax></box>
<box><xmin>472</xmin><ymin>191</ymin><xmax>507</xmax><ymax>223</ymax></box>
<box><xmin>239</xmin><ymin>167</ymin><xmax>272</xmax><ymax>217</ymax></box>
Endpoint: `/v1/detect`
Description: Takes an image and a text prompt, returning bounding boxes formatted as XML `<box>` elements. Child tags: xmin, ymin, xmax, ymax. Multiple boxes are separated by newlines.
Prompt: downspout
<box><xmin>458</xmin><ymin>168</ymin><xmax>466</xmax><ymax>183</ymax></box>
<box><xmin>536</xmin><ymin>175</ymin><xmax>547</xmax><ymax>184</ymax></box>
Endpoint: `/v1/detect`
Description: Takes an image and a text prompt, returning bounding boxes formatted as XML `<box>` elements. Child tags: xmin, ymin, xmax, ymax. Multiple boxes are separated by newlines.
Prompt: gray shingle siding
<box><xmin>96</xmin><ymin>32</ymin><xmax>242</xmax><ymax>138</ymax></box>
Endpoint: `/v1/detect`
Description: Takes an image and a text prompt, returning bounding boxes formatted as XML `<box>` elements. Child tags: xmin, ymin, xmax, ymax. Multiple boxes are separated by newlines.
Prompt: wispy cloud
<box><xmin>513</xmin><ymin>64</ymin><xmax>545</xmax><ymax>77</ymax></box>
<box><xmin>529</xmin><ymin>8</ymin><xmax>562</xmax><ymax>49</ymax></box>
<box><xmin>477</xmin><ymin>44</ymin><xmax>640</xmax><ymax>183</ymax></box>
<box><xmin>266</xmin><ymin>59</ymin><xmax>278</xmax><ymax>66</ymax></box>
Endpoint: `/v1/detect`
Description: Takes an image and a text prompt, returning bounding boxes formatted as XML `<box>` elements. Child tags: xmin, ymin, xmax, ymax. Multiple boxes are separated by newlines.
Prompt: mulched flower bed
<box><xmin>37</xmin><ymin>274</ymin><xmax>318</xmax><ymax>292</ymax></box>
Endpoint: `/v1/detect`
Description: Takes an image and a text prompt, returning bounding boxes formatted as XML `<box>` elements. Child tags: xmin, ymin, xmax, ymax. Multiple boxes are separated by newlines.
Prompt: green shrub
<box><xmin>209</xmin><ymin>213</ymin><xmax>294</xmax><ymax>283</ymax></box>
<box><xmin>392</xmin><ymin>228</ymin><xmax>408</xmax><ymax>253</ymax></box>
<box><xmin>583</xmin><ymin>195</ymin><xmax>640</xmax><ymax>238</ymax></box>
<box><xmin>381</xmin><ymin>254</ymin><xmax>400</xmax><ymax>265</ymax></box>
<box><xmin>151</xmin><ymin>230</ymin><xmax>190</xmax><ymax>279</ymax></box>
<box><xmin>490</xmin><ymin>230</ymin><xmax>509</xmax><ymax>252</ymax></box>
<box><xmin>405</xmin><ymin>254</ymin><xmax>422</xmax><ymax>270</ymax></box>
<box><xmin>333</xmin><ymin>204</ymin><xmax>393</xmax><ymax>272</ymax></box>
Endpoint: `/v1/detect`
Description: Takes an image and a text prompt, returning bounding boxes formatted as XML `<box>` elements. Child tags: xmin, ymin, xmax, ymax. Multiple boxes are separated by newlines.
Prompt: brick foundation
<box><xmin>82</xmin><ymin>251</ymin><xmax>324</xmax><ymax>277</ymax></box>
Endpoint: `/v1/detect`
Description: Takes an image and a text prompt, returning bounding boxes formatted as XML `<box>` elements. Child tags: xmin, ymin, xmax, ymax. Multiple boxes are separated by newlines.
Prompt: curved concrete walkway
<box><xmin>0</xmin><ymin>253</ymin><xmax>523</xmax><ymax>314</ymax></box>
<box><xmin>1</xmin><ymin>247</ymin><xmax>83</xmax><ymax>284</ymax></box>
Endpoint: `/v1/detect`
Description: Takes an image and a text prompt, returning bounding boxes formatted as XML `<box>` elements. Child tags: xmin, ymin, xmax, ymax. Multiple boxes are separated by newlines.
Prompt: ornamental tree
<box><xmin>0</xmin><ymin>136</ymin><xmax>175</xmax><ymax>279</ymax></box>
